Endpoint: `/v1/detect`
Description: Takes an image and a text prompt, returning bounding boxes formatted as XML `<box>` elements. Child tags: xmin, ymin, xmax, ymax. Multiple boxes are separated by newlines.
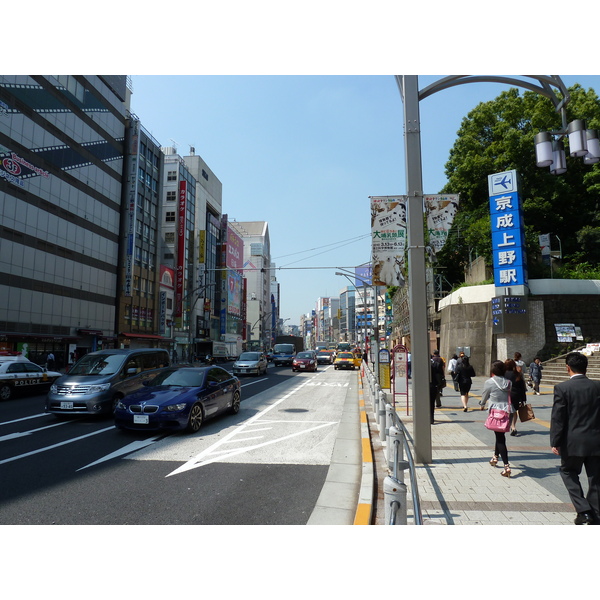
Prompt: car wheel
<box><xmin>186</xmin><ymin>403</ymin><xmax>204</xmax><ymax>432</ymax></box>
<box><xmin>229</xmin><ymin>390</ymin><xmax>241</xmax><ymax>415</ymax></box>
<box><xmin>0</xmin><ymin>384</ymin><xmax>13</xmax><ymax>401</ymax></box>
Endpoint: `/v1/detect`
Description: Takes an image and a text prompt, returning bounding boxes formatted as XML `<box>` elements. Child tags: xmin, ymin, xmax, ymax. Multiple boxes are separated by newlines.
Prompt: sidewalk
<box><xmin>372</xmin><ymin>375</ymin><xmax>576</xmax><ymax>525</ymax></box>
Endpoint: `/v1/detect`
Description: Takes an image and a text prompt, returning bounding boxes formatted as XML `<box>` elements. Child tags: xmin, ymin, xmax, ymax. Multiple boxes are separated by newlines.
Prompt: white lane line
<box><xmin>0</xmin><ymin>420</ymin><xmax>71</xmax><ymax>442</ymax></box>
<box><xmin>0</xmin><ymin>426</ymin><xmax>114</xmax><ymax>466</ymax></box>
<box><xmin>167</xmin><ymin>378</ymin><xmax>314</xmax><ymax>477</ymax></box>
<box><xmin>240</xmin><ymin>378</ymin><xmax>268</xmax><ymax>387</ymax></box>
<box><xmin>0</xmin><ymin>413</ymin><xmax>53</xmax><ymax>427</ymax></box>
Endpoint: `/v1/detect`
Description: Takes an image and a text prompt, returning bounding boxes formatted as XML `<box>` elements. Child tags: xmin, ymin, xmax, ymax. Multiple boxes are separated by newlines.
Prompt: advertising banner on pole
<box><xmin>424</xmin><ymin>194</ymin><xmax>460</xmax><ymax>255</ymax></box>
<box><xmin>370</xmin><ymin>196</ymin><xmax>407</xmax><ymax>287</ymax></box>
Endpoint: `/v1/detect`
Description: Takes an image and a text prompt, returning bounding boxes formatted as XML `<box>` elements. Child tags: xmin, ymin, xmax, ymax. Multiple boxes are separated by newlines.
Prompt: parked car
<box><xmin>45</xmin><ymin>348</ymin><xmax>170</xmax><ymax>416</ymax></box>
<box><xmin>334</xmin><ymin>352</ymin><xmax>357</xmax><ymax>370</ymax></box>
<box><xmin>292</xmin><ymin>351</ymin><xmax>318</xmax><ymax>372</ymax></box>
<box><xmin>232</xmin><ymin>351</ymin><xmax>268</xmax><ymax>376</ymax></box>
<box><xmin>114</xmin><ymin>366</ymin><xmax>241</xmax><ymax>433</ymax></box>
<box><xmin>0</xmin><ymin>355</ymin><xmax>62</xmax><ymax>401</ymax></box>
<box><xmin>353</xmin><ymin>353</ymin><xmax>363</xmax><ymax>368</ymax></box>
<box><xmin>317</xmin><ymin>350</ymin><xmax>334</xmax><ymax>365</ymax></box>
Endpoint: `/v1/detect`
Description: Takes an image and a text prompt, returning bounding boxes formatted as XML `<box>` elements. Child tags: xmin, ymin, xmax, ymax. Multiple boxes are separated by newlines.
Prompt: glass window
<box><xmin>165</xmin><ymin>212</ymin><xmax>175</xmax><ymax>222</ymax></box>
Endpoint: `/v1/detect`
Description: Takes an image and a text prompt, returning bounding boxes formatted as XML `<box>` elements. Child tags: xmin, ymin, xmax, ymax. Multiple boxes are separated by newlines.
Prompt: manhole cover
<box><xmin>281</xmin><ymin>408</ymin><xmax>309</xmax><ymax>413</ymax></box>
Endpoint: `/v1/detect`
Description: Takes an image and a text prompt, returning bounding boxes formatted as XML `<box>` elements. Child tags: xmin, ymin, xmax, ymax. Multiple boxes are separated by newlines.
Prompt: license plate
<box><xmin>300</xmin><ymin>364</ymin><xmax>305</xmax><ymax>368</ymax></box>
<box><xmin>133</xmin><ymin>415</ymin><xmax>149</xmax><ymax>424</ymax></box>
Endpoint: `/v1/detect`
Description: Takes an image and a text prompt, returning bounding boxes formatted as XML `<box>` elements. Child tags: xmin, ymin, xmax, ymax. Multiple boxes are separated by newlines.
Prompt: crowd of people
<box><xmin>424</xmin><ymin>347</ymin><xmax>600</xmax><ymax>525</ymax></box>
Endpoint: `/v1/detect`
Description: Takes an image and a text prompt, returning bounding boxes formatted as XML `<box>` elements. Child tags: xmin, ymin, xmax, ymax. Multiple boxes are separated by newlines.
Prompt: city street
<box><xmin>0</xmin><ymin>364</ymin><xmax>357</xmax><ymax>525</ymax></box>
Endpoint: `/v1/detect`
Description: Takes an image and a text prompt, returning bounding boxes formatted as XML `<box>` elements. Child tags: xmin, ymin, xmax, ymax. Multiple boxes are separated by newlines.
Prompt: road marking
<box><xmin>77</xmin><ymin>435</ymin><xmax>163</xmax><ymax>471</ymax></box>
<box><xmin>240</xmin><ymin>378</ymin><xmax>268</xmax><ymax>387</ymax></box>
<box><xmin>0</xmin><ymin>420</ymin><xmax>70</xmax><ymax>442</ymax></box>
<box><xmin>0</xmin><ymin>426</ymin><xmax>114</xmax><ymax>466</ymax></box>
<box><xmin>0</xmin><ymin>413</ymin><xmax>51</xmax><ymax>427</ymax></box>
<box><xmin>166</xmin><ymin>377</ymin><xmax>325</xmax><ymax>477</ymax></box>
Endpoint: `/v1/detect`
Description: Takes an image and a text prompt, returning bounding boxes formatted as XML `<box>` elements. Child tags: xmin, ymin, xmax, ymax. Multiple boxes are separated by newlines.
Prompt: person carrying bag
<box><xmin>480</xmin><ymin>360</ymin><xmax>515</xmax><ymax>477</ymax></box>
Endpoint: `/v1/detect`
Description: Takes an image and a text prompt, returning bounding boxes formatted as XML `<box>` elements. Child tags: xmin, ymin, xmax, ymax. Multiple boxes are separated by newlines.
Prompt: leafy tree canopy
<box><xmin>436</xmin><ymin>83</ymin><xmax>600</xmax><ymax>286</ymax></box>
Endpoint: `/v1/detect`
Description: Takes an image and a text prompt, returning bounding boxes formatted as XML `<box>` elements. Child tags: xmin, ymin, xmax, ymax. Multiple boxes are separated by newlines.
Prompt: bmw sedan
<box><xmin>232</xmin><ymin>351</ymin><xmax>268</xmax><ymax>376</ymax></box>
<box><xmin>114</xmin><ymin>366</ymin><xmax>241</xmax><ymax>433</ymax></box>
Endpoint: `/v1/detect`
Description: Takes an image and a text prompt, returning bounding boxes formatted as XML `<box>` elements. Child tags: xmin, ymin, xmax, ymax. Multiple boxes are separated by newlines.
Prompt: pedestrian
<box><xmin>479</xmin><ymin>360</ymin><xmax>514</xmax><ymax>478</ymax></box>
<box><xmin>513</xmin><ymin>351</ymin><xmax>526</xmax><ymax>373</ymax></box>
<box><xmin>46</xmin><ymin>351</ymin><xmax>55</xmax><ymax>371</ymax></box>
<box><xmin>504</xmin><ymin>358</ymin><xmax>527</xmax><ymax>436</ymax></box>
<box><xmin>447</xmin><ymin>353</ymin><xmax>459</xmax><ymax>392</ymax></box>
<box><xmin>430</xmin><ymin>361</ymin><xmax>439</xmax><ymax>424</ymax></box>
<box><xmin>529</xmin><ymin>356</ymin><xmax>543</xmax><ymax>395</ymax></box>
<box><xmin>550</xmin><ymin>352</ymin><xmax>600</xmax><ymax>525</ymax></box>
<box><xmin>431</xmin><ymin>349</ymin><xmax>445</xmax><ymax>407</ymax></box>
<box><xmin>455</xmin><ymin>352</ymin><xmax>475</xmax><ymax>412</ymax></box>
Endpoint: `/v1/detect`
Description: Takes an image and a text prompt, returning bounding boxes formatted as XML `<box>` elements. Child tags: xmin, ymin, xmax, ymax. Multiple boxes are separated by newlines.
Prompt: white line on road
<box><xmin>0</xmin><ymin>427</ymin><xmax>114</xmax><ymax>466</ymax></box>
<box><xmin>0</xmin><ymin>413</ymin><xmax>53</xmax><ymax>427</ymax></box>
<box><xmin>0</xmin><ymin>420</ymin><xmax>71</xmax><ymax>442</ymax></box>
<box><xmin>167</xmin><ymin>378</ymin><xmax>316</xmax><ymax>477</ymax></box>
<box><xmin>77</xmin><ymin>435</ymin><xmax>163</xmax><ymax>471</ymax></box>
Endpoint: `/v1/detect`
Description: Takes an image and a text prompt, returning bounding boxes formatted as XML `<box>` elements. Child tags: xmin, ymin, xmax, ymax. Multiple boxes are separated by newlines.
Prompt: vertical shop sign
<box><xmin>174</xmin><ymin>179</ymin><xmax>186</xmax><ymax>318</ymax></box>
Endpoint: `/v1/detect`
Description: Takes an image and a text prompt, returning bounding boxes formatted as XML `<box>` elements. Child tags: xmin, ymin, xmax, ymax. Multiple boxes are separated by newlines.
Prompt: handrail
<box><xmin>361</xmin><ymin>361</ymin><xmax>422</xmax><ymax>524</ymax></box>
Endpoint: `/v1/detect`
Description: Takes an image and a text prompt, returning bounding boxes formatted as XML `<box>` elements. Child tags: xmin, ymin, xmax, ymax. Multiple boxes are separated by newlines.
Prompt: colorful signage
<box><xmin>488</xmin><ymin>170</ymin><xmax>527</xmax><ymax>287</ymax></box>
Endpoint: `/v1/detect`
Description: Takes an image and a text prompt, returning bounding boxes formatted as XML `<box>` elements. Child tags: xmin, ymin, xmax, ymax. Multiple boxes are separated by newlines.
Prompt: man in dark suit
<box><xmin>551</xmin><ymin>352</ymin><xmax>600</xmax><ymax>525</ymax></box>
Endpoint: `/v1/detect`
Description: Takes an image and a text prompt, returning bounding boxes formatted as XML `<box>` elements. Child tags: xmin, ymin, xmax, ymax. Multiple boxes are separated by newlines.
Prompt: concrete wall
<box><xmin>438</xmin><ymin>280</ymin><xmax>600</xmax><ymax>374</ymax></box>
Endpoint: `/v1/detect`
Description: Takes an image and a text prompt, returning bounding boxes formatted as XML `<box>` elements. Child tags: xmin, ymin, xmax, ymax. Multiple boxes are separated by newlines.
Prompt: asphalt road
<box><xmin>0</xmin><ymin>362</ymin><xmax>354</xmax><ymax>525</ymax></box>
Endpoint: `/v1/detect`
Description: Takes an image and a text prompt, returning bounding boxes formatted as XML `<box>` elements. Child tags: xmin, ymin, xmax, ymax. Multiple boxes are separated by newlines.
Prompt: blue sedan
<box><xmin>114</xmin><ymin>366</ymin><xmax>241</xmax><ymax>433</ymax></box>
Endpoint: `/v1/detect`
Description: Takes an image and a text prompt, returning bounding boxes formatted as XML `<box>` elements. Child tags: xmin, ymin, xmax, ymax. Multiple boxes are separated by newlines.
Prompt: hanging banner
<box><xmin>370</xmin><ymin>196</ymin><xmax>407</xmax><ymax>287</ymax></box>
<box><xmin>424</xmin><ymin>194</ymin><xmax>460</xmax><ymax>255</ymax></box>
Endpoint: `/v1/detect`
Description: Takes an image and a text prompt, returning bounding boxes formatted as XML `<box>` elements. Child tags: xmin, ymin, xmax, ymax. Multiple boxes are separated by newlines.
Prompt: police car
<box><xmin>0</xmin><ymin>353</ymin><xmax>62</xmax><ymax>401</ymax></box>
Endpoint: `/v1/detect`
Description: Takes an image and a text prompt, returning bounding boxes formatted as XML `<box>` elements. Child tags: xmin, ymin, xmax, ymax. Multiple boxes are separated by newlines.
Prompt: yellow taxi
<box><xmin>353</xmin><ymin>352</ymin><xmax>363</xmax><ymax>368</ymax></box>
<box><xmin>334</xmin><ymin>352</ymin><xmax>356</xmax><ymax>370</ymax></box>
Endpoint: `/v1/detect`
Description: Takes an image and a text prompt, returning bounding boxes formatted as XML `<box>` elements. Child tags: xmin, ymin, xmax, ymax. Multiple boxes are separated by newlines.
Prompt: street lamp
<box><xmin>396</xmin><ymin>75</ymin><xmax>590</xmax><ymax>464</ymax></box>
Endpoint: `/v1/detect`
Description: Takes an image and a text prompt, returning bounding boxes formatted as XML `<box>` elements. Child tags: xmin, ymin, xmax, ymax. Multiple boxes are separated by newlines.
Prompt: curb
<box><xmin>354</xmin><ymin>371</ymin><xmax>375</xmax><ymax>525</ymax></box>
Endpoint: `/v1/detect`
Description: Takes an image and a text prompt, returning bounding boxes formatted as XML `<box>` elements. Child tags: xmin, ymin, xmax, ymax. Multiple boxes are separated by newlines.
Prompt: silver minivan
<box><xmin>45</xmin><ymin>348</ymin><xmax>170</xmax><ymax>416</ymax></box>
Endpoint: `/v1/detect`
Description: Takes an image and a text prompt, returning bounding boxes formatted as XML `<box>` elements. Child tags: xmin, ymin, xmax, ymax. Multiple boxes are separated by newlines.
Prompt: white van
<box><xmin>45</xmin><ymin>348</ymin><xmax>170</xmax><ymax>416</ymax></box>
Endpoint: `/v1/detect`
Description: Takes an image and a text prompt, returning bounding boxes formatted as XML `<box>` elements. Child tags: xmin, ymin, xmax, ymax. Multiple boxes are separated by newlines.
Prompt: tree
<box><xmin>436</xmin><ymin>84</ymin><xmax>600</xmax><ymax>286</ymax></box>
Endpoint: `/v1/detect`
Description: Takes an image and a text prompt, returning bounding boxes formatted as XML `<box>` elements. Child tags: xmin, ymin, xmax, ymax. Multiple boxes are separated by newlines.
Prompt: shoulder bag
<box><xmin>518</xmin><ymin>402</ymin><xmax>535</xmax><ymax>422</ymax></box>
<box><xmin>484</xmin><ymin>380</ymin><xmax>511</xmax><ymax>433</ymax></box>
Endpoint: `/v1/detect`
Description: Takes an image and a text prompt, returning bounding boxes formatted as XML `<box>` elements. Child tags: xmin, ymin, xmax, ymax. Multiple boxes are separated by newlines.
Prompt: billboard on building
<box><xmin>227</xmin><ymin>225</ymin><xmax>244</xmax><ymax>271</ymax></box>
<box><xmin>227</xmin><ymin>271</ymin><xmax>243</xmax><ymax>317</ymax></box>
<box><xmin>174</xmin><ymin>180</ymin><xmax>186</xmax><ymax>318</ymax></box>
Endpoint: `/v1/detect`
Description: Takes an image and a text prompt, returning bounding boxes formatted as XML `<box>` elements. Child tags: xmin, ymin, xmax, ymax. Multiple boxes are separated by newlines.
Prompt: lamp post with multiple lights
<box><xmin>396</xmin><ymin>75</ymin><xmax>597</xmax><ymax>464</ymax></box>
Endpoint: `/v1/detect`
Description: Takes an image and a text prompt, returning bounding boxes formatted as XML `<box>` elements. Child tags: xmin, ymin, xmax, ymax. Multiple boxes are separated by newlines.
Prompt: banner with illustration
<box><xmin>370</xmin><ymin>196</ymin><xmax>407</xmax><ymax>287</ymax></box>
<box><xmin>425</xmin><ymin>194</ymin><xmax>460</xmax><ymax>256</ymax></box>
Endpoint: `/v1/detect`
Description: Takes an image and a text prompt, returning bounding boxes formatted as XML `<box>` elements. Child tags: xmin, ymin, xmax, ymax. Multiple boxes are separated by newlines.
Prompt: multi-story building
<box><xmin>0</xmin><ymin>75</ymin><xmax>130</xmax><ymax>368</ymax></box>
<box><xmin>229</xmin><ymin>221</ymin><xmax>272</xmax><ymax>350</ymax></box>
<box><xmin>116</xmin><ymin>116</ymin><xmax>167</xmax><ymax>351</ymax></box>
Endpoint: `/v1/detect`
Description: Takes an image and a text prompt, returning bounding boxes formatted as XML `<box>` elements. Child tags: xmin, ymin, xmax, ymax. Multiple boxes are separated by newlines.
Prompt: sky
<box><xmin>12</xmin><ymin>3</ymin><xmax>600</xmax><ymax>327</ymax></box>
<box><xmin>129</xmin><ymin>74</ymin><xmax>600</xmax><ymax>324</ymax></box>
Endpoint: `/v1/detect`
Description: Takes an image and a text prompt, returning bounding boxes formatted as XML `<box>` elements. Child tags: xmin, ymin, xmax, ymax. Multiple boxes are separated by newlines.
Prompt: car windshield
<box><xmin>68</xmin><ymin>353</ymin><xmax>125</xmax><ymax>375</ymax></box>
<box><xmin>296</xmin><ymin>352</ymin><xmax>313</xmax><ymax>359</ymax></box>
<box><xmin>338</xmin><ymin>353</ymin><xmax>354</xmax><ymax>358</ymax></box>
<box><xmin>239</xmin><ymin>352</ymin><xmax>260</xmax><ymax>361</ymax></box>
<box><xmin>148</xmin><ymin>369</ymin><xmax>205</xmax><ymax>388</ymax></box>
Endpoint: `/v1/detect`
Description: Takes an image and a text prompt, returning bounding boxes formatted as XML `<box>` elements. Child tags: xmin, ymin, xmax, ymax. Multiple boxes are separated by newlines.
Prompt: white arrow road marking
<box><xmin>167</xmin><ymin>378</ymin><xmax>317</xmax><ymax>477</ymax></box>
<box><xmin>77</xmin><ymin>435</ymin><xmax>163</xmax><ymax>471</ymax></box>
<box><xmin>0</xmin><ymin>420</ymin><xmax>70</xmax><ymax>442</ymax></box>
<box><xmin>167</xmin><ymin>421</ymin><xmax>336</xmax><ymax>476</ymax></box>
<box><xmin>0</xmin><ymin>427</ymin><xmax>114</xmax><ymax>466</ymax></box>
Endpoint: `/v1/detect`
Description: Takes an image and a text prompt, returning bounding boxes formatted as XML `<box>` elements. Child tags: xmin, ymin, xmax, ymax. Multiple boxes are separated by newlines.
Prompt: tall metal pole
<box><xmin>400</xmin><ymin>75</ymin><xmax>432</xmax><ymax>463</ymax></box>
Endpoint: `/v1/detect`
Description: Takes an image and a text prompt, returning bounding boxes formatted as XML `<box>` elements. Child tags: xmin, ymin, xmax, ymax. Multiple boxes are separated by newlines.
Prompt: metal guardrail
<box><xmin>361</xmin><ymin>362</ymin><xmax>423</xmax><ymax>525</ymax></box>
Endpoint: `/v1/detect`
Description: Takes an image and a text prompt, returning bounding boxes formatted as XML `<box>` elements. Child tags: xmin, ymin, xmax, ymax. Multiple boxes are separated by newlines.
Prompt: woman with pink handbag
<box><xmin>479</xmin><ymin>360</ymin><xmax>514</xmax><ymax>477</ymax></box>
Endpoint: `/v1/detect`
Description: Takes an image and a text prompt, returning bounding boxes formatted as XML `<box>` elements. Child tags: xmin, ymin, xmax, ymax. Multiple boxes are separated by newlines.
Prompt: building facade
<box><xmin>0</xmin><ymin>75</ymin><xmax>130</xmax><ymax>368</ymax></box>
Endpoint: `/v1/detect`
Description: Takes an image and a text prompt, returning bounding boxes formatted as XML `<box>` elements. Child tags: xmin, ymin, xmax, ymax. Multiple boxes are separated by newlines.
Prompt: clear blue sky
<box><xmin>130</xmin><ymin>75</ymin><xmax>600</xmax><ymax>324</ymax></box>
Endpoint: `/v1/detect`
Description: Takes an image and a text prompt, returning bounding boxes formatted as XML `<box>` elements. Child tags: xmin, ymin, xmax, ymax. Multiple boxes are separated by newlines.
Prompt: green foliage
<box><xmin>437</xmin><ymin>83</ymin><xmax>600</xmax><ymax>288</ymax></box>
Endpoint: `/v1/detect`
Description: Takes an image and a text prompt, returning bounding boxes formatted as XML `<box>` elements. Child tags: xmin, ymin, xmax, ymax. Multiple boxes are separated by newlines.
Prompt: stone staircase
<box><xmin>538</xmin><ymin>348</ymin><xmax>600</xmax><ymax>386</ymax></box>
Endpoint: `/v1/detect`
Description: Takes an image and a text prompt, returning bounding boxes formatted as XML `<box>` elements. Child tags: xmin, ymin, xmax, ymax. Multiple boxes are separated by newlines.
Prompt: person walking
<box><xmin>504</xmin><ymin>358</ymin><xmax>527</xmax><ymax>436</ymax></box>
<box><xmin>479</xmin><ymin>360</ymin><xmax>514</xmax><ymax>478</ymax></box>
<box><xmin>455</xmin><ymin>352</ymin><xmax>475</xmax><ymax>412</ymax></box>
<box><xmin>46</xmin><ymin>351</ymin><xmax>55</xmax><ymax>371</ymax></box>
<box><xmin>551</xmin><ymin>352</ymin><xmax>600</xmax><ymax>525</ymax></box>
<box><xmin>431</xmin><ymin>350</ymin><xmax>445</xmax><ymax>407</ymax></box>
<box><xmin>513</xmin><ymin>351</ymin><xmax>526</xmax><ymax>373</ymax></box>
<box><xmin>529</xmin><ymin>357</ymin><xmax>543</xmax><ymax>395</ymax></box>
<box><xmin>447</xmin><ymin>353</ymin><xmax>459</xmax><ymax>392</ymax></box>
